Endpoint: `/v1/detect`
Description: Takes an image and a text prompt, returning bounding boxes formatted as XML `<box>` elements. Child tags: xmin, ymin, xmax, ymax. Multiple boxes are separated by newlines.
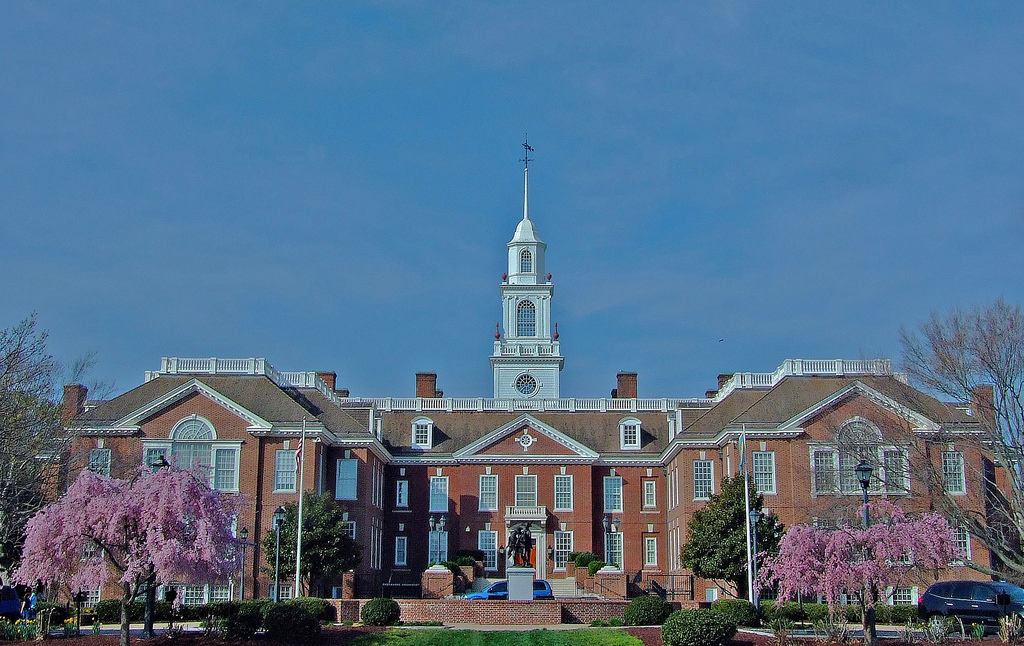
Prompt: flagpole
<box><xmin>295</xmin><ymin>418</ymin><xmax>307</xmax><ymax>597</ymax></box>
<box><xmin>742</xmin><ymin>425</ymin><xmax>755</xmax><ymax>604</ymax></box>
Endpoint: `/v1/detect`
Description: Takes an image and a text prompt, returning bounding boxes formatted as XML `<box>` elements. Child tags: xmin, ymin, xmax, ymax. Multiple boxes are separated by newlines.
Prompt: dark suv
<box><xmin>919</xmin><ymin>581</ymin><xmax>1024</xmax><ymax>626</ymax></box>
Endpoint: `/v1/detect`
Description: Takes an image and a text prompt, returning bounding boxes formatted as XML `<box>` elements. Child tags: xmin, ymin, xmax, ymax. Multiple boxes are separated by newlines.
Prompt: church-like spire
<box><xmin>521</xmin><ymin>137</ymin><xmax>533</xmax><ymax>221</ymax></box>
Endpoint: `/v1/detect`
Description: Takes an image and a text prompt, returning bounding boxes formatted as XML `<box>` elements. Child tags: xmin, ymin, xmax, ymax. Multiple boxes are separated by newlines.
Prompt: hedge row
<box><xmin>759</xmin><ymin>601</ymin><xmax>918</xmax><ymax>624</ymax></box>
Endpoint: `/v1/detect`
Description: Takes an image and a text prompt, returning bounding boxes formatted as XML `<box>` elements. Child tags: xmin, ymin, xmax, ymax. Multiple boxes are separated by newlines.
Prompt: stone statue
<box><xmin>507</xmin><ymin>522</ymin><xmax>534</xmax><ymax>567</ymax></box>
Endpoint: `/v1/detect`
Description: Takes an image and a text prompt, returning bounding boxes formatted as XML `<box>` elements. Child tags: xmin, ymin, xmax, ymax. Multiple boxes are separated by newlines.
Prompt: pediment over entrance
<box><xmin>452</xmin><ymin>414</ymin><xmax>598</xmax><ymax>460</ymax></box>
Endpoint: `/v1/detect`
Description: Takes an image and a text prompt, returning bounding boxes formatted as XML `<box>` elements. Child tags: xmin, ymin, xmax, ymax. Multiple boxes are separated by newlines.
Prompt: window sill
<box><xmin>273</xmin><ymin>489</ymin><xmax>297</xmax><ymax>494</ymax></box>
<box><xmin>641</xmin><ymin>509</ymin><xmax>659</xmax><ymax>513</ymax></box>
<box><xmin>553</xmin><ymin>508</ymin><xmax>573</xmax><ymax>513</ymax></box>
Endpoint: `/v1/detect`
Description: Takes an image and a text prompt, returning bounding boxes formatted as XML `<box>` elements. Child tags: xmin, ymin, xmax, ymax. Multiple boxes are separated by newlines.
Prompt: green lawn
<box><xmin>347</xmin><ymin>628</ymin><xmax>644</xmax><ymax>646</ymax></box>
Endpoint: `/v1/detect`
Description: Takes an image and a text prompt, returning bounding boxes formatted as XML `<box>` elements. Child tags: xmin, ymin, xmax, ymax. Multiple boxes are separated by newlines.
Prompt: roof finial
<box><xmin>520</xmin><ymin>135</ymin><xmax>534</xmax><ymax>221</ymax></box>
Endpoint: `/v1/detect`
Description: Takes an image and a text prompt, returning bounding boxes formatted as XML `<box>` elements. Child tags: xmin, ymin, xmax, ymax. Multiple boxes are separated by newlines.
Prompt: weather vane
<box><xmin>520</xmin><ymin>136</ymin><xmax>534</xmax><ymax>168</ymax></box>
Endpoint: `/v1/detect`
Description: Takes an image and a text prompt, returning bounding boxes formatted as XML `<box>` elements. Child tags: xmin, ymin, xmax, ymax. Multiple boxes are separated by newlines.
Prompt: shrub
<box><xmin>453</xmin><ymin>549</ymin><xmax>485</xmax><ymax>562</ymax></box>
<box><xmin>221</xmin><ymin>599</ymin><xmax>267</xmax><ymax>640</ymax></box>
<box><xmin>587</xmin><ymin>560</ymin><xmax>607</xmax><ymax>577</ymax></box>
<box><xmin>574</xmin><ymin>552</ymin><xmax>599</xmax><ymax>569</ymax></box>
<box><xmin>624</xmin><ymin>594</ymin><xmax>673</xmax><ymax>626</ymax></box>
<box><xmin>608</xmin><ymin>617</ymin><xmax>623</xmax><ymax>626</ymax></box>
<box><xmin>843</xmin><ymin>604</ymin><xmax>862</xmax><ymax>623</ymax></box>
<box><xmin>453</xmin><ymin>556</ymin><xmax>477</xmax><ymax>567</ymax></box>
<box><xmin>264</xmin><ymin>602</ymin><xmax>321</xmax><ymax>643</ymax></box>
<box><xmin>288</xmin><ymin>597</ymin><xmax>335</xmax><ymax>623</ymax></box>
<box><xmin>662</xmin><ymin>609</ymin><xmax>737</xmax><ymax>646</ymax></box>
<box><xmin>711</xmin><ymin>599</ymin><xmax>759</xmax><ymax>627</ymax></box>
<box><xmin>95</xmin><ymin>599</ymin><xmax>142</xmax><ymax>623</ymax></box>
<box><xmin>890</xmin><ymin>605</ymin><xmax>918</xmax><ymax>624</ymax></box>
<box><xmin>361</xmin><ymin>598</ymin><xmax>401</xmax><ymax>626</ymax></box>
<box><xmin>35</xmin><ymin>602</ymin><xmax>70</xmax><ymax>624</ymax></box>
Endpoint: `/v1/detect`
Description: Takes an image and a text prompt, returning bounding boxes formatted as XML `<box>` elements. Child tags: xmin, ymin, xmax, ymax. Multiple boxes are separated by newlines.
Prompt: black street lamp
<box><xmin>855</xmin><ymin>461</ymin><xmax>875</xmax><ymax>644</ymax></box>
<box><xmin>273</xmin><ymin>506</ymin><xmax>286</xmax><ymax>602</ymax></box>
<box><xmin>143</xmin><ymin>454</ymin><xmax>170</xmax><ymax>638</ymax></box>
<box><xmin>749</xmin><ymin>508</ymin><xmax>763</xmax><ymax>610</ymax></box>
<box><xmin>239</xmin><ymin>528</ymin><xmax>249</xmax><ymax>601</ymax></box>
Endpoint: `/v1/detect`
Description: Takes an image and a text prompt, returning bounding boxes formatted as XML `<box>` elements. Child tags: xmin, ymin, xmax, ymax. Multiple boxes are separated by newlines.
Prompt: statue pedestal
<box><xmin>507</xmin><ymin>567</ymin><xmax>536</xmax><ymax>601</ymax></box>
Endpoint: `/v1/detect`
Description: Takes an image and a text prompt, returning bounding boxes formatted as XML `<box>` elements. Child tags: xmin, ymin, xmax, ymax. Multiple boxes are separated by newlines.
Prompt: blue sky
<box><xmin>2</xmin><ymin>2</ymin><xmax>1022</xmax><ymax>400</ymax></box>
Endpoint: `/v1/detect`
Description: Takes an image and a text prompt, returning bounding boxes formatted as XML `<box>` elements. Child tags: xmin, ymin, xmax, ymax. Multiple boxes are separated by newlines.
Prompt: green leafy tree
<box><xmin>681</xmin><ymin>474</ymin><xmax>784</xmax><ymax>599</ymax></box>
<box><xmin>262</xmin><ymin>492</ymin><xmax>362</xmax><ymax>596</ymax></box>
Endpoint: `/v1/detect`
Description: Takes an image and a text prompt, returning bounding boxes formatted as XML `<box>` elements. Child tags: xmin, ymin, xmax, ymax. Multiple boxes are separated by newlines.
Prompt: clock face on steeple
<box><xmin>515</xmin><ymin>373</ymin><xmax>538</xmax><ymax>396</ymax></box>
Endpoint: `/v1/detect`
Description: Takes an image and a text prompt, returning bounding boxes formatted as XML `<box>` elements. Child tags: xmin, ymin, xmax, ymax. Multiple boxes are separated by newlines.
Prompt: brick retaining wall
<box><xmin>327</xmin><ymin>598</ymin><xmax>704</xmax><ymax>625</ymax></box>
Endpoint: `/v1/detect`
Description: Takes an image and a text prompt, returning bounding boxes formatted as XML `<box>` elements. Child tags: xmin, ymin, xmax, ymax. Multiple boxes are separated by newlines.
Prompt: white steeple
<box><xmin>491</xmin><ymin>141</ymin><xmax>564</xmax><ymax>399</ymax></box>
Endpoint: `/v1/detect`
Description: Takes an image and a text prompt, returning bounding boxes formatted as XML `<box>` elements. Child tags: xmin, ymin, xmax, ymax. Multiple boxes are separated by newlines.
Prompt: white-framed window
<box><xmin>479</xmin><ymin>531</ymin><xmax>499</xmax><ymax>570</ymax></box>
<box><xmin>620</xmin><ymin>418</ymin><xmax>641</xmax><ymax>450</ymax></box>
<box><xmin>412</xmin><ymin>417</ymin><xmax>433</xmax><ymax>449</ymax></box>
<box><xmin>643</xmin><ymin>480</ymin><xmax>657</xmax><ymax>508</ymax></box>
<box><xmin>604</xmin><ymin>532</ymin><xmax>623</xmax><ymax>570</ymax></box>
<box><xmin>753</xmin><ymin>451</ymin><xmax>776</xmax><ymax>495</ymax></box>
<box><xmin>943</xmin><ymin>451</ymin><xmax>966</xmax><ymax>494</ymax></box>
<box><xmin>429</xmin><ymin>476</ymin><xmax>449</xmax><ymax>512</ymax></box>
<box><xmin>214</xmin><ymin>449</ymin><xmax>238</xmax><ymax>491</ymax></box>
<box><xmin>604</xmin><ymin>476</ymin><xmax>623</xmax><ymax>512</ymax></box>
<box><xmin>274</xmin><ymin>450</ymin><xmax>297</xmax><ymax>491</ymax></box>
<box><xmin>953</xmin><ymin>525</ymin><xmax>972</xmax><ymax>563</ymax></box>
<box><xmin>394</xmin><ymin>536</ymin><xmax>408</xmax><ymax>566</ymax></box>
<box><xmin>693</xmin><ymin>460</ymin><xmax>714</xmax><ymax>500</ymax></box>
<box><xmin>554</xmin><ymin>531</ymin><xmax>573</xmax><ymax>569</ymax></box>
<box><xmin>331</xmin><ymin>586</ymin><xmax>346</xmax><ymax>599</ymax></box>
<box><xmin>892</xmin><ymin>586</ymin><xmax>916</xmax><ymax>605</ymax></box>
<box><xmin>396</xmin><ymin>480</ymin><xmax>409</xmax><ymax>507</ymax></box>
<box><xmin>81</xmin><ymin>589</ymin><xmax>100</xmax><ymax>609</ymax></box>
<box><xmin>883</xmin><ymin>449</ymin><xmax>909</xmax><ymax>494</ymax></box>
<box><xmin>517</xmin><ymin>300</ymin><xmax>536</xmax><ymax>337</ymax></box>
<box><xmin>554</xmin><ymin>474</ymin><xmax>573</xmax><ymax>511</ymax></box>
<box><xmin>269</xmin><ymin>584</ymin><xmax>292</xmax><ymax>601</ymax></box>
<box><xmin>182</xmin><ymin>585</ymin><xmax>206</xmax><ymax>606</ymax></box>
<box><xmin>520</xmin><ymin>248</ymin><xmax>533</xmax><ymax>273</ymax></box>
<box><xmin>88</xmin><ymin>448</ymin><xmax>111</xmax><ymax>476</ymax></box>
<box><xmin>644</xmin><ymin>536</ymin><xmax>658</xmax><ymax>567</ymax></box>
<box><xmin>479</xmin><ymin>474</ymin><xmax>498</xmax><ymax>511</ymax></box>
<box><xmin>812</xmin><ymin>449</ymin><xmax>839</xmax><ymax>494</ymax></box>
<box><xmin>515</xmin><ymin>474</ymin><xmax>538</xmax><ymax>507</ymax></box>
<box><xmin>428</xmin><ymin>530</ymin><xmax>448</xmax><ymax>563</ymax></box>
<box><xmin>144</xmin><ymin>446</ymin><xmax>168</xmax><ymax>471</ymax></box>
<box><xmin>341</xmin><ymin>521</ymin><xmax>356</xmax><ymax>540</ymax></box>
<box><xmin>515</xmin><ymin>373</ymin><xmax>538</xmax><ymax>396</ymax></box>
<box><xmin>335</xmin><ymin>459</ymin><xmax>358</xmax><ymax>500</ymax></box>
<box><xmin>210</xmin><ymin>585</ymin><xmax>231</xmax><ymax>603</ymax></box>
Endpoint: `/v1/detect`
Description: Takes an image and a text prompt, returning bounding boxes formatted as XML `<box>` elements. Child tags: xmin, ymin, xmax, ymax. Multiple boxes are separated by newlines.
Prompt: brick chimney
<box><xmin>706</xmin><ymin>390</ymin><xmax>719</xmax><ymax>399</ymax></box>
<box><xmin>336</xmin><ymin>388</ymin><xmax>350</xmax><ymax>398</ymax></box>
<box><xmin>615</xmin><ymin>372</ymin><xmax>638</xmax><ymax>399</ymax></box>
<box><xmin>316</xmin><ymin>371</ymin><xmax>337</xmax><ymax>391</ymax></box>
<box><xmin>416</xmin><ymin>373</ymin><xmax>442</xmax><ymax>398</ymax></box>
<box><xmin>62</xmin><ymin>384</ymin><xmax>88</xmax><ymax>424</ymax></box>
<box><xmin>718</xmin><ymin>374</ymin><xmax>734</xmax><ymax>389</ymax></box>
<box><xmin>971</xmin><ymin>384</ymin><xmax>995</xmax><ymax>427</ymax></box>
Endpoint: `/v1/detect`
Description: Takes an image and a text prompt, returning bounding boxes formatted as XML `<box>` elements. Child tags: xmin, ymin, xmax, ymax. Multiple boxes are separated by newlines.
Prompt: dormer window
<box><xmin>620</xmin><ymin>417</ymin><xmax>641</xmax><ymax>450</ymax></box>
<box><xmin>517</xmin><ymin>300</ymin><xmax>536</xmax><ymax>337</ymax></box>
<box><xmin>520</xmin><ymin>249</ymin><xmax>533</xmax><ymax>273</ymax></box>
<box><xmin>412</xmin><ymin>417</ymin><xmax>433</xmax><ymax>449</ymax></box>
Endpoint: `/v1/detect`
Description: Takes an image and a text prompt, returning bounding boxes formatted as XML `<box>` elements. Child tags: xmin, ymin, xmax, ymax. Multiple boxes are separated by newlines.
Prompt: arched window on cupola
<box><xmin>520</xmin><ymin>249</ymin><xmax>533</xmax><ymax>273</ymax></box>
<box><xmin>517</xmin><ymin>300</ymin><xmax>536</xmax><ymax>337</ymax></box>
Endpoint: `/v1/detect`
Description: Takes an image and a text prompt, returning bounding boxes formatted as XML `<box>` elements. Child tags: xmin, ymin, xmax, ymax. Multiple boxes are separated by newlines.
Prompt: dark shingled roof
<box><xmin>681</xmin><ymin>375</ymin><xmax>979</xmax><ymax>437</ymax></box>
<box><xmin>381</xmin><ymin>410</ymin><xmax>698</xmax><ymax>456</ymax></box>
<box><xmin>76</xmin><ymin>376</ymin><xmax>371</xmax><ymax>435</ymax></box>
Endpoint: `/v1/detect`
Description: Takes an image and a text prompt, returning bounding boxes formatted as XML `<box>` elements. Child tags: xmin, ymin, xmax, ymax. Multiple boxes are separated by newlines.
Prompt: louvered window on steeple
<box><xmin>520</xmin><ymin>248</ymin><xmax>533</xmax><ymax>273</ymax></box>
<box><xmin>517</xmin><ymin>300</ymin><xmax>536</xmax><ymax>336</ymax></box>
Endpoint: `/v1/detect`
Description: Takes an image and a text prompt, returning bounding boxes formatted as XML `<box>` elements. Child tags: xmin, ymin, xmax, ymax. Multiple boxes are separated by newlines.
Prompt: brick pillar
<box><xmin>339</xmin><ymin>572</ymin><xmax>355</xmax><ymax>599</ymax></box>
<box><xmin>971</xmin><ymin>384</ymin><xmax>995</xmax><ymax>427</ymax></box>
<box><xmin>416</xmin><ymin>373</ymin><xmax>441</xmax><ymax>398</ymax></box>
<box><xmin>616</xmin><ymin>372</ymin><xmax>637</xmax><ymax>399</ymax></box>
<box><xmin>421</xmin><ymin>566</ymin><xmax>454</xmax><ymax>599</ymax></box>
<box><xmin>317</xmin><ymin>372</ymin><xmax>337</xmax><ymax>391</ymax></box>
<box><xmin>62</xmin><ymin>384</ymin><xmax>88</xmax><ymax>424</ymax></box>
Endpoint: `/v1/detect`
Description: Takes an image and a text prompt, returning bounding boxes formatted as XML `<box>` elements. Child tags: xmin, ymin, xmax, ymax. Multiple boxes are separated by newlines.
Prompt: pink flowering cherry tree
<box><xmin>15</xmin><ymin>467</ymin><xmax>242</xmax><ymax>646</ymax></box>
<box><xmin>758</xmin><ymin>501</ymin><xmax>958</xmax><ymax>645</ymax></box>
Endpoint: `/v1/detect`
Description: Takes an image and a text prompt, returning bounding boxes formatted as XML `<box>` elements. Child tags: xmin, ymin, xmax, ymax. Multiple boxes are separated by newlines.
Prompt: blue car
<box><xmin>465</xmin><ymin>580</ymin><xmax>553</xmax><ymax>600</ymax></box>
<box><xmin>0</xmin><ymin>587</ymin><xmax>21</xmax><ymax>621</ymax></box>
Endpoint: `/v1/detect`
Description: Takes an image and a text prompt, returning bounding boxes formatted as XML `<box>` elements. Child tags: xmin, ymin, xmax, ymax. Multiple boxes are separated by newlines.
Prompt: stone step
<box><xmin>548</xmin><ymin>577</ymin><xmax>579</xmax><ymax>598</ymax></box>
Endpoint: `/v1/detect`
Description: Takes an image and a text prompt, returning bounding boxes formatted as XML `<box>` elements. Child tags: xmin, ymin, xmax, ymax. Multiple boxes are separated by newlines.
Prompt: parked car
<box><xmin>919</xmin><ymin>580</ymin><xmax>1024</xmax><ymax>626</ymax></box>
<box><xmin>465</xmin><ymin>579</ymin><xmax>554</xmax><ymax>600</ymax></box>
<box><xmin>0</xmin><ymin>586</ymin><xmax>21</xmax><ymax>621</ymax></box>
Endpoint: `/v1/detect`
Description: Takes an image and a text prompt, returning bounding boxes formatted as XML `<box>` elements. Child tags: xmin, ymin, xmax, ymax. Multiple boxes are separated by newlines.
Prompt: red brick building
<box><xmin>64</xmin><ymin>168</ymin><xmax>998</xmax><ymax>604</ymax></box>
